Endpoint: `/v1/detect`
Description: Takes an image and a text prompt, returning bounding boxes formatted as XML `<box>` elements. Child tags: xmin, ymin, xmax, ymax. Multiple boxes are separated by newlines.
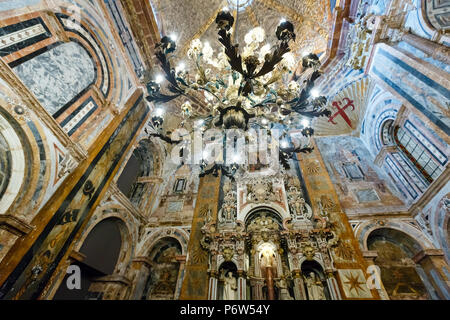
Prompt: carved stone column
<box><xmin>292</xmin><ymin>270</ymin><xmax>306</xmax><ymax>300</ymax></box>
<box><xmin>174</xmin><ymin>255</ymin><xmax>186</xmax><ymax>300</ymax></box>
<box><xmin>208</xmin><ymin>270</ymin><xmax>219</xmax><ymax>300</ymax></box>
<box><xmin>362</xmin><ymin>251</ymin><xmax>390</xmax><ymax>300</ymax></box>
<box><xmin>325</xmin><ymin>271</ymin><xmax>342</xmax><ymax>300</ymax></box>
<box><xmin>401</xmin><ymin>32</ymin><xmax>450</xmax><ymax>65</ymax></box>
<box><xmin>129</xmin><ymin>257</ymin><xmax>152</xmax><ymax>300</ymax></box>
<box><xmin>237</xmin><ymin>270</ymin><xmax>246</xmax><ymax>300</ymax></box>
<box><xmin>413</xmin><ymin>249</ymin><xmax>450</xmax><ymax>300</ymax></box>
<box><xmin>179</xmin><ymin>174</ymin><xmax>221</xmax><ymax>300</ymax></box>
<box><xmin>250</xmin><ymin>279</ymin><xmax>264</xmax><ymax>300</ymax></box>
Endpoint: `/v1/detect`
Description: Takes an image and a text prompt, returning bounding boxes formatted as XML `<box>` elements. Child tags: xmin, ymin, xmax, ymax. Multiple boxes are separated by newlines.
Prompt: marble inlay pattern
<box><xmin>370</xmin><ymin>44</ymin><xmax>450</xmax><ymax>135</ymax></box>
<box><xmin>13</xmin><ymin>42</ymin><xmax>95</xmax><ymax>116</ymax></box>
<box><xmin>391</xmin><ymin>152</ymin><xmax>428</xmax><ymax>192</ymax></box>
<box><xmin>61</xmin><ymin>17</ymin><xmax>109</xmax><ymax>96</ymax></box>
<box><xmin>385</xmin><ymin>155</ymin><xmax>418</xmax><ymax>200</ymax></box>
<box><xmin>0</xmin><ymin>24</ymin><xmax>46</xmax><ymax>50</ymax></box>
<box><xmin>0</xmin><ymin>132</ymin><xmax>11</xmax><ymax>200</ymax></box>
<box><xmin>61</xmin><ymin>100</ymin><xmax>97</xmax><ymax>136</ymax></box>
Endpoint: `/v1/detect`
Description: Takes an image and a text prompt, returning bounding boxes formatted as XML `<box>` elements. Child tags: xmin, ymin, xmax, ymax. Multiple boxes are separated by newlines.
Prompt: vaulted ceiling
<box><xmin>145</xmin><ymin>0</ymin><xmax>334</xmax><ymax>125</ymax></box>
<box><xmin>151</xmin><ymin>0</ymin><xmax>332</xmax><ymax>63</ymax></box>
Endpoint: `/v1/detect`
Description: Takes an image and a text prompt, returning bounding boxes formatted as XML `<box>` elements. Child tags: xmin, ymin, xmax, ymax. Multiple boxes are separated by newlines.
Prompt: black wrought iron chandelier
<box><xmin>146</xmin><ymin>6</ymin><xmax>331</xmax><ymax>177</ymax></box>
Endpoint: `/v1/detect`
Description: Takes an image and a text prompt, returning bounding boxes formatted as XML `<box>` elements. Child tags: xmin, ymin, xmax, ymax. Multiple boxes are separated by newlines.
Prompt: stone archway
<box><xmin>142</xmin><ymin>237</ymin><xmax>183</xmax><ymax>300</ymax></box>
<box><xmin>53</xmin><ymin>218</ymin><xmax>127</xmax><ymax>300</ymax></box>
<box><xmin>366</xmin><ymin>227</ymin><xmax>432</xmax><ymax>300</ymax></box>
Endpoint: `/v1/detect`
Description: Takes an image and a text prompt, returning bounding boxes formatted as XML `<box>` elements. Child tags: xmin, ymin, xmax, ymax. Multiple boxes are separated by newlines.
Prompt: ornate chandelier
<box><xmin>146</xmin><ymin>7</ymin><xmax>331</xmax><ymax>177</ymax></box>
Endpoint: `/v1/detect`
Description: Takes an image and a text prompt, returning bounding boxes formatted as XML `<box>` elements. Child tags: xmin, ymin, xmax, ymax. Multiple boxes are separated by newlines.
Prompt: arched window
<box><xmin>394</xmin><ymin>126</ymin><xmax>443</xmax><ymax>183</ymax></box>
<box><xmin>380</xmin><ymin>119</ymin><xmax>395</xmax><ymax>146</ymax></box>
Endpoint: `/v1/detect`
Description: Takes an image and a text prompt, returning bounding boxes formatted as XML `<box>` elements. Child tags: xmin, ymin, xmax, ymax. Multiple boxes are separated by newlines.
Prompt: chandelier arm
<box><xmin>146</xmin><ymin>92</ymin><xmax>183</xmax><ymax>104</ymax></box>
<box><xmin>218</xmin><ymin>29</ymin><xmax>245</xmax><ymax>76</ymax></box>
<box><xmin>148</xmin><ymin>133</ymin><xmax>183</xmax><ymax>145</ymax></box>
<box><xmin>156</xmin><ymin>50</ymin><xmax>184</xmax><ymax>93</ymax></box>
<box><xmin>197</xmin><ymin>86</ymin><xmax>223</xmax><ymax>105</ymax></box>
<box><xmin>253</xmin><ymin>42</ymin><xmax>291</xmax><ymax>78</ymax></box>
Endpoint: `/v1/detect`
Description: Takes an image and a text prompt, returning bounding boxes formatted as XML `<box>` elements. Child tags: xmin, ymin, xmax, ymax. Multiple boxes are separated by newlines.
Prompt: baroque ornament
<box><xmin>146</xmin><ymin>6</ymin><xmax>332</xmax><ymax>178</ymax></box>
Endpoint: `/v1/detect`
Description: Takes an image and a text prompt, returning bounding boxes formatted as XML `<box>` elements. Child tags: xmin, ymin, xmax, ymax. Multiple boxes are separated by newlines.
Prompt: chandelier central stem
<box><xmin>235</xmin><ymin>0</ymin><xmax>240</xmax><ymax>44</ymax></box>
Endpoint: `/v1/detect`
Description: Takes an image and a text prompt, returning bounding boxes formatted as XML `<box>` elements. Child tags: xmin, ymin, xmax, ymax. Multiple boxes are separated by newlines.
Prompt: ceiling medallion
<box><xmin>146</xmin><ymin>7</ymin><xmax>331</xmax><ymax>179</ymax></box>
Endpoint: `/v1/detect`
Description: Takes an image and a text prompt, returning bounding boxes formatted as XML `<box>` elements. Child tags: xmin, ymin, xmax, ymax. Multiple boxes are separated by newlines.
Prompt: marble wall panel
<box><xmin>13</xmin><ymin>41</ymin><xmax>96</xmax><ymax>116</ymax></box>
<box><xmin>369</xmin><ymin>43</ymin><xmax>450</xmax><ymax>136</ymax></box>
<box><xmin>316</xmin><ymin>136</ymin><xmax>406</xmax><ymax>214</ymax></box>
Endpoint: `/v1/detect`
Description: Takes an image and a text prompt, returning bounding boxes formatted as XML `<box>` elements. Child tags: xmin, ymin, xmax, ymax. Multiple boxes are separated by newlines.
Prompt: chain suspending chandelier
<box><xmin>146</xmin><ymin>6</ymin><xmax>331</xmax><ymax>177</ymax></box>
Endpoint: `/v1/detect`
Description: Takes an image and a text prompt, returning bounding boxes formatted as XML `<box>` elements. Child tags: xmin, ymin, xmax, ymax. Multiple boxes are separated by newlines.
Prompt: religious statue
<box><xmin>260</xmin><ymin>249</ymin><xmax>276</xmax><ymax>269</ymax></box>
<box><xmin>287</xmin><ymin>186</ymin><xmax>312</xmax><ymax>220</ymax></box>
<box><xmin>218</xmin><ymin>182</ymin><xmax>237</xmax><ymax>225</ymax></box>
<box><xmin>278</xmin><ymin>279</ymin><xmax>294</xmax><ymax>300</ymax></box>
<box><xmin>305</xmin><ymin>272</ymin><xmax>326</xmax><ymax>300</ymax></box>
<box><xmin>221</xmin><ymin>271</ymin><xmax>237</xmax><ymax>300</ymax></box>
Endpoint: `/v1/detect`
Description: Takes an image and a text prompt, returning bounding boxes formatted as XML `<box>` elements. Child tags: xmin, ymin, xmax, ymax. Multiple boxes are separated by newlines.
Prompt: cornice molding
<box><xmin>408</xmin><ymin>166</ymin><xmax>450</xmax><ymax>216</ymax></box>
<box><xmin>0</xmin><ymin>215</ymin><xmax>34</xmax><ymax>237</ymax></box>
<box><xmin>109</xmin><ymin>184</ymin><xmax>146</xmax><ymax>223</ymax></box>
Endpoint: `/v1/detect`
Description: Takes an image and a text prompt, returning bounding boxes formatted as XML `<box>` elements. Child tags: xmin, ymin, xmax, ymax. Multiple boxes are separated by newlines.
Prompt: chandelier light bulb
<box><xmin>169</xmin><ymin>33</ymin><xmax>177</xmax><ymax>41</ymax></box>
<box><xmin>176</xmin><ymin>62</ymin><xmax>185</xmax><ymax>72</ymax></box>
<box><xmin>233</xmin><ymin>155</ymin><xmax>240</xmax><ymax>163</ymax></box>
<box><xmin>311</xmin><ymin>89</ymin><xmax>320</xmax><ymax>98</ymax></box>
<box><xmin>280</xmin><ymin>18</ymin><xmax>287</xmax><ymax>24</ymax></box>
<box><xmin>155</xmin><ymin>74</ymin><xmax>165</xmax><ymax>84</ymax></box>
<box><xmin>222</xmin><ymin>6</ymin><xmax>229</xmax><ymax>11</ymax></box>
<box><xmin>301</xmin><ymin>119</ymin><xmax>310</xmax><ymax>127</ymax></box>
<box><xmin>281</xmin><ymin>141</ymin><xmax>289</xmax><ymax>148</ymax></box>
<box><xmin>261</xmin><ymin>118</ymin><xmax>268</xmax><ymax>125</ymax></box>
<box><xmin>155</xmin><ymin>108</ymin><xmax>164</xmax><ymax>117</ymax></box>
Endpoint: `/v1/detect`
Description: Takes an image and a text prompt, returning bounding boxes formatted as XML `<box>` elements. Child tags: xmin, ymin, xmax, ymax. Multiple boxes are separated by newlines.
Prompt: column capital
<box><xmin>132</xmin><ymin>256</ymin><xmax>153</xmax><ymax>268</ymax></box>
<box><xmin>374</xmin><ymin>145</ymin><xmax>398</xmax><ymax>166</ymax></box>
<box><xmin>69</xmin><ymin>250</ymin><xmax>86</xmax><ymax>263</ymax></box>
<box><xmin>292</xmin><ymin>270</ymin><xmax>303</xmax><ymax>278</ymax></box>
<box><xmin>412</xmin><ymin>249</ymin><xmax>445</xmax><ymax>264</ymax></box>
<box><xmin>237</xmin><ymin>270</ymin><xmax>247</xmax><ymax>278</ymax></box>
<box><xmin>209</xmin><ymin>270</ymin><xmax>219</xmax><ymax>278</ymax></box>
<box><xmin>362</xmin><ymin>250</ymin><xmax>378</xmax><ymax>263</ymax></box>
<box><xmin>175</xmin><ymin>255</ymin><xmax>187</xmax><ymax>263</ymax></box>
<box><xmin>92</xmin><ymin>274</ymin><xmax>132</xmax><ymax>287</ymax></box>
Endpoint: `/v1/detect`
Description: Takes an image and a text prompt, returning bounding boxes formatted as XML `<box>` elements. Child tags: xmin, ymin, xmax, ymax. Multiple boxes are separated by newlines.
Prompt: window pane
<box><xmin>417</xmin><ymin>154</ymin><xmax>429</xmax><ymax>167</ymax></box>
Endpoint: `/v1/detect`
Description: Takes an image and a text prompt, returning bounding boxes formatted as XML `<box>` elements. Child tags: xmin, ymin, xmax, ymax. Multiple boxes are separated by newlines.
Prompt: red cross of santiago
<box><xmin>328</xmin><ymin>97</ymin><xmax>355</xmax><ymax>128</ymax></box>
